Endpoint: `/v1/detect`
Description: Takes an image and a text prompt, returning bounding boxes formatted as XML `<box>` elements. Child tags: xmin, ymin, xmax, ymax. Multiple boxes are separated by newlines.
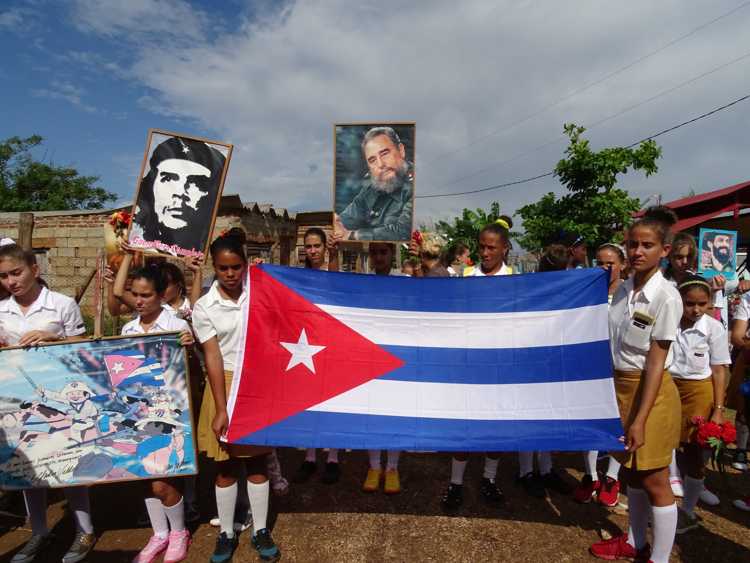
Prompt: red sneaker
<box><xmin>597</xmin><ymin>476</ymin><xmax>620</xmax><ymax>507</ymax></box>
<box><xmin>574</xmin><ymin>474</ymin><xmax>600</xmax><ymax>503</ymax></box>
<box><xmin>589</xmin><ymin>534</ymin><xmax>650</xmax><ymax>561</ymax></box>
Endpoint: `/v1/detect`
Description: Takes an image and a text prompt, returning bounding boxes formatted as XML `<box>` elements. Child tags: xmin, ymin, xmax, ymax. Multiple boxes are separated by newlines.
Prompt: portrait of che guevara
<box><xmin>128</xmin><ymin>131</ymin><xmax>232</xmax><ymax>259</ymax></box>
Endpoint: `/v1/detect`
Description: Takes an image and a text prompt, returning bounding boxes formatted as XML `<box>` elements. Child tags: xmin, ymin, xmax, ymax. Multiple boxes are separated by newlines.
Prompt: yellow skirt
<box><xmin>612</xmin><ymin>370</ymin><xmax>681</xmax><ymax>471</ymax></box>
<box><xmin>197</xmin><ymin>371</ymin><xmax>271</xmax><ymax>461</ymax></box>
<box><xmin>674</xmin><ymin>377</ymin><xmax>714</xmax><ymax>443</ymax></box>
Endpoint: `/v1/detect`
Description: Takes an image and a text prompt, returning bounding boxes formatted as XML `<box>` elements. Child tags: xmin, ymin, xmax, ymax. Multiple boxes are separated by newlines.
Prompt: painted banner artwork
<box><xmin>0</xmin><ymin>334</ymin><xmax>196</xmax><ymax>489</ymax></box>
<box><xmin>226</xmin><ymin>265</ymin><xmax>623</xmax><ymax>452</ymax></box>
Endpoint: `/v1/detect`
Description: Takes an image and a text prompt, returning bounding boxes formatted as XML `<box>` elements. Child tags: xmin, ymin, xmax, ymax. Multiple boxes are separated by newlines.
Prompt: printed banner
<box><xmin>698</xmin><ymin>228</ymin><xmax>737</xmax><ymax>280</ymax></box>
<box><xmin>0</xmin><ymin>334</ymin><xmax>197</xmax><ymax>489</ymax></box>
<box><xmin>226</xmin><ymin>265</ymin><xmax>623</xmax><ymax>452</ymax></box>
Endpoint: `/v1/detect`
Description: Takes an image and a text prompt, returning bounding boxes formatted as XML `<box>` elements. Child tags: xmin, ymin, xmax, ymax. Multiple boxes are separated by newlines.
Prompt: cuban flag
<box><xmin>225</xmin><ymin>265</ymin><xmax>623</xmax><ymax>452</ymax></box>
<box><xmin>104</xmin><ymin>351</ymin><xmax>165</xmax><ymax>388</ymax></box>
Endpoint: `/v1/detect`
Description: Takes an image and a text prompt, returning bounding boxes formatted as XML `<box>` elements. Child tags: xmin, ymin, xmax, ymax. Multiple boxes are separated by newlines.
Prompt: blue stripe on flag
<box><xmin>381</xmin><ymin>340</ymin><xmax>612</xmax><ymax>384</ymax></box>
<box><xmin>258</xmin><ymin>264</ymin><xmax>608</xmax><ymax>313</ymax></box>
<box><xmin>233</xmin><ymin>410</ymin><xmax>624</xmax><ymax>452</ymax></box>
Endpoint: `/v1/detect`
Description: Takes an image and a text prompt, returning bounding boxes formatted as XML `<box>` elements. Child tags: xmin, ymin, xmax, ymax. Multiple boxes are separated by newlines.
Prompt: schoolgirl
<box><xmin>445</xmin><ymin>241</ymin><xmax>471</xmax><ymax>277</ymax></box>
<box><xmin>575</xmin><ymin>243</ymin><xmax>625</xmax><ymax>506</ymax></box>
<box><xmin>441</xmin><ymin>219</ymin><xmax>513</xmax><ymax>511</ymax></box>
<box><xmin>192</xmin><ymin>232</ymin><xmax>280</xmax><ymax>562</ymax></box>
<box><xmin>159</xmin><ymin>258</ymin><xmax>202</xmax><ymax>318</ymax></box>
<box><xmin>516</xmin><ymin>245</ymin><xmax>575</xmax><ymax>499</ymax></box>
<box><xmin>590</xmin><ymin>207</ymin><xmax>683</xmax><ymax>563</ymax></box>
<box><xmin>362</xmin><ymin>242</ymin><xmax>403</xmax><ymax>494</ymax></box>
<box><xmin>294</xmin><ymin>227</ymin><xmax>342</xmax><ymax>485</ymax></box>
<box><xmin>114</xmin><ymin>263</ymin><xmax>195</xmax><ymax>563</ymax></box>
<box><xmin>728</xmin><ymin>292</ymin><xmax>750</xmax><ymax>472</ymax></box>
<box><xmin>0</xmin><ymin>244</ymin><xmax>95</xmax><ymax>563</ymax></box>
<box><xmin>670</xmin><ymin>275</ymin><xmax>730</xmax><ymax>533</ymax></box>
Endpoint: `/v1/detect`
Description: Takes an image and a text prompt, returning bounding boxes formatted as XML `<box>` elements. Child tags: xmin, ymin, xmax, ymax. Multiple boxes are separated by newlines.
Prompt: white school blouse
<box><xmin>466</xmin><ymin>263</ymin><xmax>513</xmax><ymax>276</ymax></box>
<box><xmin>191</xmin><ymin>280</ymin><xmax>247</xmax><ymax>372</ymax></box>
<box><xmin>671</xmin><ymin>314</ymin><xmax>730</xmax><ymax>380</ymax></box>
<box><xmin>121</xmin><ymin>307</ymin><xmax>190</xmax><ymax>336</ymax></box>
<box><xmin>0</xmin><ymin>286</ymin><xmax>86</xmax><ymax>345</ymax></box>
<box><xmin>609</xmin><ymin>270</ymin><xmax>683</xmax><ymax>372</ymax></box>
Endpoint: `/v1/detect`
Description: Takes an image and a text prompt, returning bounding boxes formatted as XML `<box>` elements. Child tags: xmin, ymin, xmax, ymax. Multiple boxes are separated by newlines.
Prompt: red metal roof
<box><xmin>635</xmin><ymin>179</ymin><xmax>750</xmax><ymax>231</ymax></box>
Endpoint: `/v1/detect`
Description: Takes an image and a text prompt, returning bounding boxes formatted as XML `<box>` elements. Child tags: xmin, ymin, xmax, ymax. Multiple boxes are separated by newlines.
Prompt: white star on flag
<box><xmin>111</xmin><ymin>362</ymin><xmax>124</xmax><ymax>374</ymax></box>
<box><xmin>280</xmin><ymin>329</ymin><xmax>326</xmax><ymax>374</ymax></box>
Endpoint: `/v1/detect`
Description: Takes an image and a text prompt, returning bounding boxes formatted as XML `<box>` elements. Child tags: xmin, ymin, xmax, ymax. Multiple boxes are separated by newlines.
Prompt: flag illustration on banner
<box><xmin>104</xmin><ymin>351</ymin><xmax>165</xmax><ymax>388</ymax></box>
<box><xmin>225</xmin><ymin>265</ymin><xmax>623</xmax><ymax>452</ymax></box>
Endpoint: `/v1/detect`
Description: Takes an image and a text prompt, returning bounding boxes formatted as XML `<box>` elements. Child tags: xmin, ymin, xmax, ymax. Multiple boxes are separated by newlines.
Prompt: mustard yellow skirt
<box><xmin>674</xmin><ymin>377</ymin><xmax>714</xmax><ymax>443</ymax></box>
<box><xmin>612</xmin><ymin>370</ymin><xmax>681</xmax><ymax>471</ymax></box>
<box><xmin>197</xmin><ymin>371</ymin><xmax>271</xmax><ymax>461</ymax></box>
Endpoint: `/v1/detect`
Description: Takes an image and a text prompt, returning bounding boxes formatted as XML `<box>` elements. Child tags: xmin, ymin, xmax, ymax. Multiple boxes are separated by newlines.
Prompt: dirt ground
<box><xmin>1</xmin><ymin>450</ymin><xmax>748</xmax><ymax>562</ymax></box>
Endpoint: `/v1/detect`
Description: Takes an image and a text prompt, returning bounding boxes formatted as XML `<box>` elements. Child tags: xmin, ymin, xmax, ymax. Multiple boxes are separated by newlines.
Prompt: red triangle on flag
<box><xmin>104</xmin><ymin>354</ymin><xmax>145</xmax><ymax>387</ymax></box>
<box><xmin>226</xmin><ymin>267</ymin><xmax>404</xmax><ymax>442</ymax></box>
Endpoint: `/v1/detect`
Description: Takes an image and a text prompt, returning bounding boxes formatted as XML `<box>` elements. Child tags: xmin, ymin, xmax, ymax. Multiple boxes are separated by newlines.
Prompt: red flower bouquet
<box><xmin>108</xmin><ymin>210</ymin><xmax>132</xmax><ymax>239</ymax></box>
<box><xmin>691</xmin><ymin>415</ymin><xmax>736</xmax><ymax>470</ymax></box>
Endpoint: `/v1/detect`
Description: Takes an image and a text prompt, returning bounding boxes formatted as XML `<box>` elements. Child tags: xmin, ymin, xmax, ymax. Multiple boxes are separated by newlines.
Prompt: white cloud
<box><xmin>31</xmin><ymin>79</ymin><xmax>100</xmax><ymax>114</ymax></box>
<box><xmin>0</xmin><ymin>8</ymin><xmax>25</xmax><ymax>29</ymax></box>
<box><xmin>69</xmin><ymin>0</ymin><xmax>750</xmax><ymax>224</ymax></box>
<box><xmin>71</xmin><ymin>0</ymin><xmax>209</xmax><ymax>44</ymax></box>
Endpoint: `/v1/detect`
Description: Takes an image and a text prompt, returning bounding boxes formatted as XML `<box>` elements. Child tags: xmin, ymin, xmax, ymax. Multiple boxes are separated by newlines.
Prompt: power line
<box><xmin>417</xmin><ymin>92</ymin><xmax>750</xmax><ymax>199</ymax></box>
<box><xmin>422</xmin><ymin>1</ymin><xmax>750</xmax><ymax>167</ymax></box>
<box><xmin>423</xmin><ymin>48</ymin><xmax>750</xmax><ymax>194</ymax></box>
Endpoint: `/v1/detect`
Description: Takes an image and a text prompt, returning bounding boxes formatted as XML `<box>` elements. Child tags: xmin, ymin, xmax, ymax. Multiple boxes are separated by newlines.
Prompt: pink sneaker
<box><xmin>164</xmin><ymin>529</ymin><xmax>191</xmax><ymax>563</ymax></box>
<box><xmin>133</xmin><ymin>534</ymin><xmax>169</xmax><ymax>563</ymax></box>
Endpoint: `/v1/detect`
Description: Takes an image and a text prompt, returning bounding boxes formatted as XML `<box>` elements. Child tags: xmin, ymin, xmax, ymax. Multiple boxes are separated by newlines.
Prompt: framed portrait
<box><xmin>333</xmin><ymin>122</ymin><xmax>415</xmax><ymax>243</ymax></box>
<box><xmin>0</xmin><ymin>333</ymin><xmax>197</xmax><ymax>489</ymax></box>
<box><xmin>128</xmin><ymin>129</ymin><xmax>233</xmax><ymax>261</ymax></box>
<box><xmin>698</xmin><ymin>228</ymin><xmax>737</xmax><ymax>279</ymax></box>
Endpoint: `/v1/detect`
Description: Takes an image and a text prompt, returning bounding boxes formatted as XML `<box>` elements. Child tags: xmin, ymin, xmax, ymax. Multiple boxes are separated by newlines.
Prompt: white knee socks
<box><xmin>163</xmin><ymin>497</ymin><xmax>185</xmax><ymax>533</ymax></box>
<box><xmin>215</xmin><ymin>483</ymin><xmax>238</xmax><ymax>538</ymax></box>
<box><xmin>368</xmin><ymin>449</ymin><xmax>382</xmax><ymax>470</ymax></box>
<box><xmin>584</xmin><ymin>451</ymin><xmax>598</xmax><ymax>478</ymax></box>
<box><xmin>651</xmin><ymin>503</ymin><xmax>677</xmax><ymax>563</ymax></box>
<box><xmin>450</xmin><ymin>458</ymin><xmax>467</xmax><ymax>485</ymax></box>
<box><xmin>145</xmin><ymin>497</ymin><xmax>169</xmax><ymax>538</ymax></box>
<box><xmin>682</xmin><ymin>476</ymin><xmax>703</xmax><ymax>516</ymax></box>
<box><xmin>247</xmin><ymin>480</ymin><xmax>269</xmax><ymax>535</ymax></box>
<box><xmin>483</xmin><ymin>457</ymin><xmax>499</xmax><ymax>480</ymax></box>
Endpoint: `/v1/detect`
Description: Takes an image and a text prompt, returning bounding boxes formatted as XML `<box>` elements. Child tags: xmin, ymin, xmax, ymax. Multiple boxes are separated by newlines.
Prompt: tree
<box><xmin>435</xmin><ymin>201</ymin><xmax>511</xmax><ymax>261</ymax></box>
<box><xmin>515</xmin><ymin>124</ymin><xmax>661</xmax><ymax>252</ymax></box>
<box><xmin>0</xmin><ymin>135</ymin><xmax>116</xmax><ymax>211</ymax></box>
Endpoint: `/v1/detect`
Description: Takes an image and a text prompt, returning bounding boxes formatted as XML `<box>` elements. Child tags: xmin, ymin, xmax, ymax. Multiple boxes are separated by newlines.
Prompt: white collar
<box><xmin>2</xmin><ymin>286</ymin><xmax>54</xmax><ymax>315</ymax></box>
<box><xmin>626</xmin><ymin>270</ymin><xmax>665</xmax><ymax>303</ymax></box>
<box><xmin>684</xmin><ymin>314</ymin><xmax>709</xmax><ymax>336</ymax></box>
<box><xmin>204</xmin><ymin>279</ymin><xmax>247</xmax><ymax>307</ymax></box>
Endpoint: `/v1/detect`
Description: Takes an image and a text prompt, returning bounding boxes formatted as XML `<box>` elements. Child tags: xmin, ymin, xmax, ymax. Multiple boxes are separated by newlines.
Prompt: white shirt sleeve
<box><xmin>709</xmin><ymin>322</ymin><xmax>732</xmax><ymax>366</ymax></box>
<box><xmin>734</xmin><ymin>295</ymin><xmax>750</xmax><ymax>322</ymax></box>
<box><xmin>651</xmin><ymin>294</ymin><xmax>683</xmax><ymax>342</ymax></box>
<box><xmin>191</xmin><ymin>301</ymin><xmax>216</xmax><ymax>344</ymax></box>
<box><xmin>60</xmin><ymin>297</ymin><xmax>86</xmax><ymax>337</ymax></box>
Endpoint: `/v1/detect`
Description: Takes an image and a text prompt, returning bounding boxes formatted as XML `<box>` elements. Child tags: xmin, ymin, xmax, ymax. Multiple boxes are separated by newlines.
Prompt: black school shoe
<box><xmin>517</xmin><ymin>472</ymin><xmax>546</xmax><ymax>498</ymax></box>
<box><xmin>441</xmin><ymin>483</ymin><xmax>463</xmax><ymax>511</ymax></box>
<box><xmin>321</xmin><ymin>461</ymin><xmax>341</xmax><ymax>484</ymax></box>
<box><xmin>252</xmin><ymin>528</ymin><xmax>281</xmax><ymax>562</ymax></box>
<box><xmin>479</xmin><ymin>478</ymin><xmax>505</xmax><ymax>504</ymax></box>
<box><xmin>292</xmin><ymin>460</ymin><xmax>317</xmax><ymax>484</ymax></box>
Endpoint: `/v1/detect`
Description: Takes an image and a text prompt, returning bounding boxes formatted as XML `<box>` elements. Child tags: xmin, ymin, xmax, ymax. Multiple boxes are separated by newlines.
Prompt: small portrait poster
<box><xmin>128</xmin><ymin>129</ymin><xmax>233</xmax><ymax>260</ymax></box>
<box><xmin>698</xmin><ymin>228</ymin><xmax>737</xmax><ymax>279</ymax></box>
<box><xmin>0</xmin><ymin>334</ymin><xmax>196</xmax><ymax>489</ymax></box>
<box><xmin>333</xmin><ymin>123</ymin><xmax>415</xmax><ymax>242</ymax></box>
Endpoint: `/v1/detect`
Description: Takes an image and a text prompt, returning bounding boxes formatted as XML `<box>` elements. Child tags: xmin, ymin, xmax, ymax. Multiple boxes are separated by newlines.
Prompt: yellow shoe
<box><xmin>363</xmin><ymin>468</ymin><xmax>382</xmax><ymax>492</ymax></box>
<box><xmin>384</xmin><ymin>469</ymin><xmax>401</xmax><ymax>494</ymax></box>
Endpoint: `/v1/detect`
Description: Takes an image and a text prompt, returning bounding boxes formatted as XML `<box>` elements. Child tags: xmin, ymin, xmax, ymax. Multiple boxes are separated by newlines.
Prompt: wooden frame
<box><xmin>127</xmin><ymin>129</ymin><xmax>234</xmax><ymax>262</ymax></box>
<box><xmin>0</xmin><ymin>333</ymin><xmax>197</xmax><ymax>489</ymax></box>
<box><xmin>333</xmin><ymin>122</ymin><xmax>415</xmax><ymax>243</ymax></box>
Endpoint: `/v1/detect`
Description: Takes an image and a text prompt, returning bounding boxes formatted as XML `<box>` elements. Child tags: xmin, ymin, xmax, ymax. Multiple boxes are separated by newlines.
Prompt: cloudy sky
<box><xmin>2</xmin><ymin>0</ymin><xmax>750</xmax><ymax>226</ymax></box>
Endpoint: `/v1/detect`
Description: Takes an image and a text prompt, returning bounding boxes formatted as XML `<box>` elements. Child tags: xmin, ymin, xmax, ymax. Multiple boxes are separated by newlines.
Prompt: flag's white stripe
<box><xmin>307</xmin><ymin>377</ymin><xmax>619</xmax><ymax>421</ymax></box>
<box><xmin>317</xmin><ymin>303</ymin><xmax>608</xmax><ymax>349</ymax></box>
